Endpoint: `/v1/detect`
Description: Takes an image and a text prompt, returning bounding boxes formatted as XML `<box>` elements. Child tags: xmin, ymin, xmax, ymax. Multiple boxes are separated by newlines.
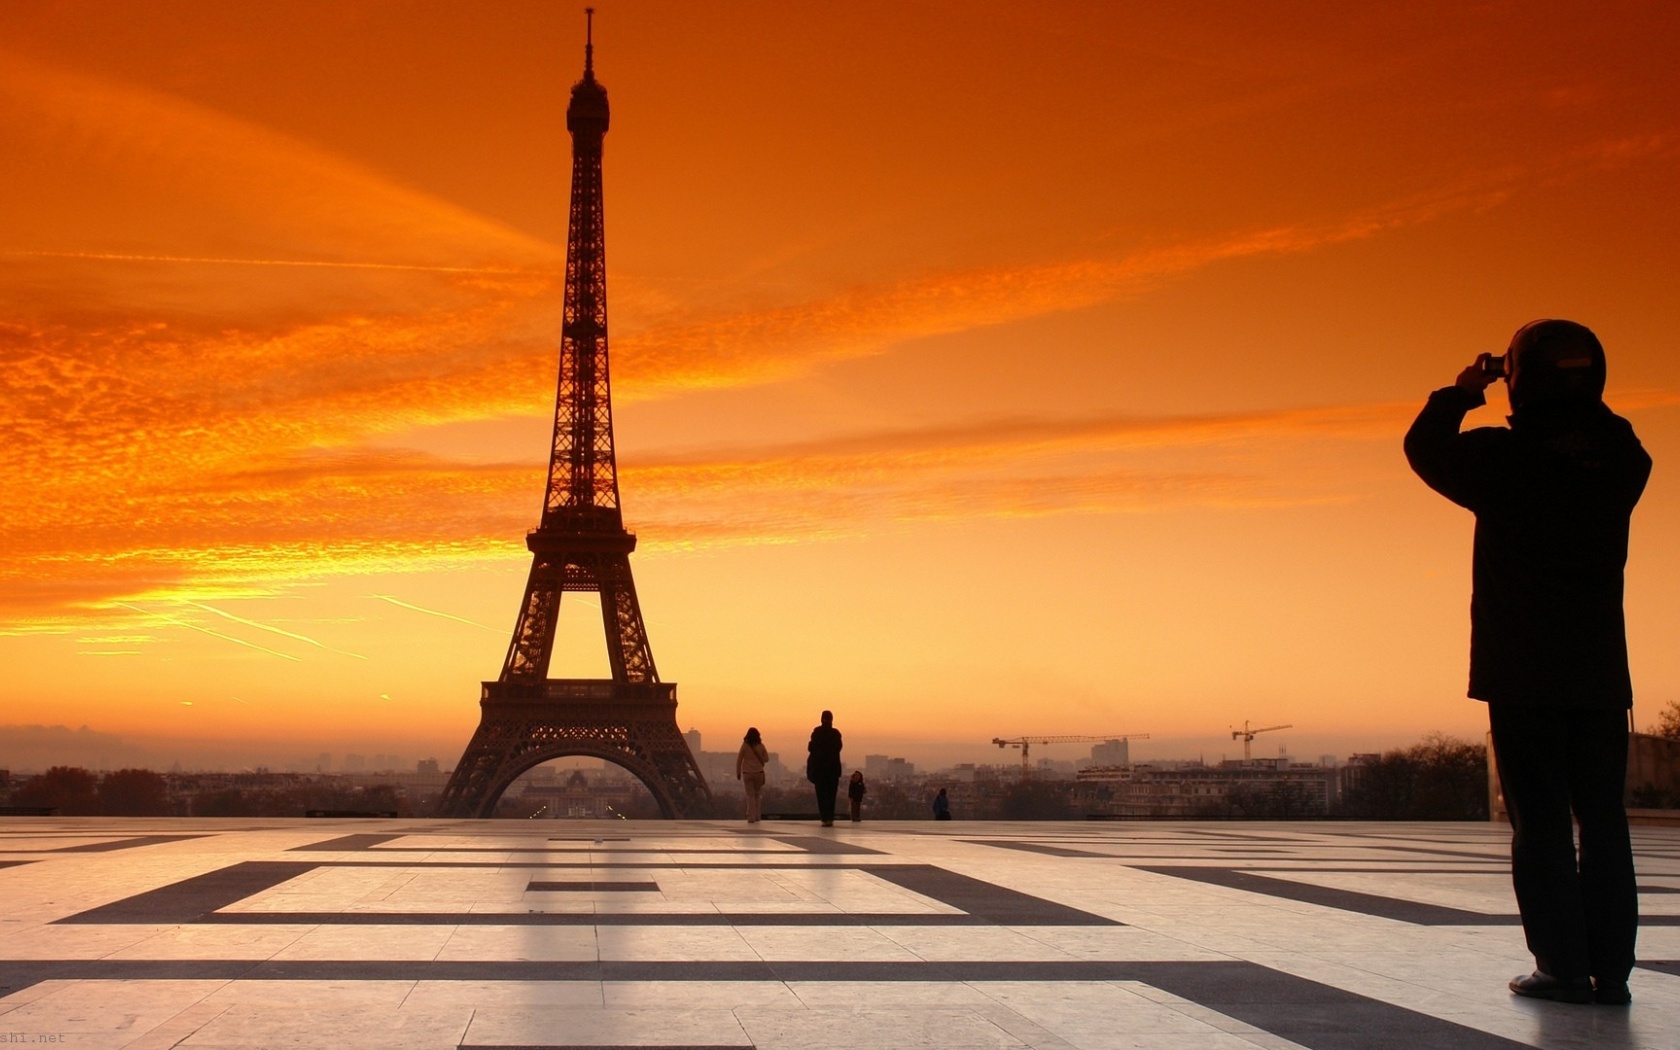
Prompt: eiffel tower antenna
<box><xmin>584</xmin><ymin>7</ymin><xmax>594</xmax><ymax>77</ymax></box>
<box><xmin>438</xmin><ymin>12</ymin><xmax>711</xmax><ymax>818</ymax></box>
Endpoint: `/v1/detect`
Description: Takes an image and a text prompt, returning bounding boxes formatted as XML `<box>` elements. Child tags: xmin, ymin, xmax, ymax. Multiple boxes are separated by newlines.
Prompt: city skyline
<box><xmin>4</xmin><ymin>2</ymin><xmax>1680</xmax><ymax>778</ymax></box>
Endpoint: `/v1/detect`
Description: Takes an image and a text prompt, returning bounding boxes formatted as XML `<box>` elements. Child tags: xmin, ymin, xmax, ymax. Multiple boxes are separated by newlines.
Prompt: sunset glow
<box><xmin>4</xmin><ymin>1</ymin><xmax>1679</xmax><ymax>771</ymax></box>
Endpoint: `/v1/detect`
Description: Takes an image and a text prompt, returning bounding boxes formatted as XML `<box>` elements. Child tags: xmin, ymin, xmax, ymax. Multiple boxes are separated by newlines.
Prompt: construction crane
<box><xmin>1230</xmin><ymin>721</ymin><xmax>1293</xmax><ymax>761</ymax></box>
<box><xmin>992</xmin><ymin>734</ymin><xmax>1149</xmax><ymax>779</ymax></box>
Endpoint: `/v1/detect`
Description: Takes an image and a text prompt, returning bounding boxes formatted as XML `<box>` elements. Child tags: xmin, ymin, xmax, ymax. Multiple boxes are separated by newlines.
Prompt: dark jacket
<box><xmin>806</xmin><ymin>725</ymin><xmax>842</xmax><ymax>782</ymax></box>
<box><xmin>1404</xmin><ymin>386</ymin><xmax>1650</xmax><ymax>708</ymax></box>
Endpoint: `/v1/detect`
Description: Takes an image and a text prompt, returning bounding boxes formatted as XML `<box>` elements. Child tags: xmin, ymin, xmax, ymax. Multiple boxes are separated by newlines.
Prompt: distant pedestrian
<box><xmin>847</xmin><ymin>770</ymin><xmax>866</xmax><ymax>823</ymax></box>
<box><xmin>736</xmin><ymin>727</ymin><xmax>769</xmax><ymax>824</ymax></box>
<box><xmin>1405</xmin><ymin>319</ymin><xmax>1649</xmax><ymax>1006</ymax></box>
<box><xmin>932</xmin><ymin>787</ymin><xmax>951</xmax><ymax>821</ymax></box>
<box><xmin>805</xmin><ymin>710</ymin><xmax>843</xmax><ymax>827</ymax></box>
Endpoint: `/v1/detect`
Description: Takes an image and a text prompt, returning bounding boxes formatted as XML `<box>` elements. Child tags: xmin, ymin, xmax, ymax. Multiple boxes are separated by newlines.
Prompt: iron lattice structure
<box><xmin>438</xmin><ymin>17</ymin><xmax>710</xmax><ymax>818</ymax></box>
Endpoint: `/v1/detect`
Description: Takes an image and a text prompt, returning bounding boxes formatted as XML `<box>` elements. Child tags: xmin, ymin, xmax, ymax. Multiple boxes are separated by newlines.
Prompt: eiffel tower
<box><xmin>438</xmin><ymin>12</ymin><xmax>711</xmax><ymax>819</ymax></box>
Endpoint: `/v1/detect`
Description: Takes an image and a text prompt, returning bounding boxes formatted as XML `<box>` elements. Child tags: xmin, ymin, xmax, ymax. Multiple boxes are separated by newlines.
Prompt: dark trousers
<box><xmin>1487</xmin><ymin>703</ymin><xmax>1637</xmax><ymax>983</ymax></box>
<box><xmin>813</xmin><ymin>777</ymin><xmax>839</xmax><ymax>823</ymax></box>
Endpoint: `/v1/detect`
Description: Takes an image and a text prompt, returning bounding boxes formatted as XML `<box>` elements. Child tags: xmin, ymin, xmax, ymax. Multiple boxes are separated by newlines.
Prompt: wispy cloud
<box><xmin>115</xmin><ymin>602</ymin><xmax>301</xmax><ymax>661</ymax></box>
<box><xmin>185</xmin><ymin>600</ymin><xmax>366</xmax><ymax>659</ymax></box>
<box><xmin>370</xmin><ymin>595</ymin><xmax>500</xmax><ymax>633</ymax></box>
<box><xmin>0</xmin><ymin>398</ymin><xmax>1423</xmax><ymax>619</ymax></box>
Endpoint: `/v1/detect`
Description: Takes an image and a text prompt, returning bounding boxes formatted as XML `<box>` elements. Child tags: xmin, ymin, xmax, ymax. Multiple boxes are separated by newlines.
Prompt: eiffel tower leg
<box><xmin>598</xmin><ymin>553</ymin><xmax>656</xmax><ymax>683</ymax></box>
<box><xmin>502</xmin><ymin>553</ymin><xmax>564</xmax><ymax>681</ymax></box>
<box><xmin>436</xmin><ymin>715</ymin><xmax>517</xmax><ymax>818</ymax></box>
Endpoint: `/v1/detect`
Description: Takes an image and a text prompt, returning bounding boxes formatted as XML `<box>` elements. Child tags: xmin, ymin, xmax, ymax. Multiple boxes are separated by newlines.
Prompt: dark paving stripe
<box><xmin>1138</xmin><ymin>866</ymin><xmax>1519</xmax><ymax>925</ymax></box>
<box><xmin>0</xmin><ymin>861</ymin><xmax>30</xmax><ymax>870</ymax></box>
<box><xmin>307</xmin><ymin>860</ymin><xmax>866</xmax><ymax>869</ymax></box>
<box><xmin>0</xmin><ymin>835</ymin><xmax>210</xmax><ymax>854</ymax></box>
<box><xmin>54</xmin><ymin>861</ymin><xmax>315</xmax><ymax>924</ymax></box>
<box><xmin>51</xmin><ymin>834</ymin><xmax>208</xmax><ymax>852</ymax></box>
<box><xmin>1639</xmin><ymin>959</ymin><xmax>1680</xmax><ymax>976</ymax></box>
<box><xmin>289</xmin><ymin>833</ymin><xmax>405</xmax><ymax>851</ymax></box>
<box><xmin>0</xmin><ymin>960</ymin><xmax>1537</xmax><ymax>1049</ymax></box>
<box><xmin>1176</xmin><ymin>829</ymin><xmax>1306</xmax><ymax>841</ymax></box>
<box><xmin>866</xmin><ymin>865</ymin><xmax>1118</xmax><ymax>926</ymax></box>
<box><xmin>356</xmin><ymin>846</ymin><xmax>792</xmax><ymax>854</ymax></box>
<box><xmin>460</xmin><ymin>1046</ymin><xmax>744</xmax><ymax>1050</ymax></box>
<box><xmin>196</xmin><ymin>911</ymin><xmax>999</xmax><ymax>926</ymax></box>
<box><xmin>1141</xmin><ymin>961</ymin><xmax>1535</xmax><ymax>1050</ymax></box>
<box><xmin>527</xmin><ymin>880</ymin><xmax>660</xmax><ymax>892</ymax></box>
<box><xmin>962</xmin><ymin>839</ymin><xmax>1110</xmax><ymax>858</ymax></box>
<box><xmin>1368</xmin><ymin>844</ymin><xmax>1510</xmax><ymax>861</ymax></box>
<box><xmin>1243</xmin><ymin>867</ymin><xmax>1508</xmax><ymax>874</ymax></box>
<box><xmin>772</xmin><ymin>835</ymin><xmax>884</xmax><ymax>855</ymax></box>
<box><xmin>1141</xmin><ymin>866</ymin><xmax>1680</xmax><ymax>926</ymax></box>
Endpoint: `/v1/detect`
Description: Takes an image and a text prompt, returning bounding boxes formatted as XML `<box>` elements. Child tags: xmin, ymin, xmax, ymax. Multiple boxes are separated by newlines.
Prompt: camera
<box><xmin>1479</xmin><ymin>353</ymin><xmax>1506</xmax><ymax>379</ymax></box>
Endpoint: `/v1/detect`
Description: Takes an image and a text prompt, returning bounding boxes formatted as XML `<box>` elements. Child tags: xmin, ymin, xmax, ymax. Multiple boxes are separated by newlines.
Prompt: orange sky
<box><xmin>3</xmin><ymin>1</ymin><xmax>1679</xmax><ymax>772</ymax></box>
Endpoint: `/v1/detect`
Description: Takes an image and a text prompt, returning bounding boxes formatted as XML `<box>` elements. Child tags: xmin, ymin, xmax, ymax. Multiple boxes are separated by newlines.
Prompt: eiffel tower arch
<box><xmin>437</xmin><ymin>12</ymin><xmax>710</xmax><ymax>819</ymax></box>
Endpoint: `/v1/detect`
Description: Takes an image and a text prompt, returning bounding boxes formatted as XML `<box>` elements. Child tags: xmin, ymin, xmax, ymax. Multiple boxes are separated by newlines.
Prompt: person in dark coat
<box><xmin>1405</xmin><ymin>319</ymin><xmax>1651</xmax><ymax>1006</ymax></box>
<box><xmin>932</xmin><ymin>787</ymin><xmax>951</xmax><ymax>821</ymax></box>
<box><xmin>847</xmin><ymin>770</ymin><xmax>866</xmax><ymax>823</ymax></box>
<box><xmin>805</xmin><ymin>710</ymin><xmax>843</xmax><ymax>827</ymax></box>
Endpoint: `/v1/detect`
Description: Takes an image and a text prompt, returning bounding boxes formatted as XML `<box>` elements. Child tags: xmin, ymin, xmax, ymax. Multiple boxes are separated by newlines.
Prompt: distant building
<box><xmin>515</xmin><ymin>769</ymin><xmax>641</xmax><ymax>819</ymax></box>
<box><xmin>694</xmin><ymin>749</ymin><xmax>739</xmax><ymax>793</ymax></box>
<box><xmin>865</xmin><ymin>754</ymin><xmax>916</xmax><ymax>780</ymax></box>
<box><xmin>1339</xmin><ymin>753</ymin><xmax>1383</xmax><ymax>797</ymax></box>
<box><xmin>1078</xmin><ymin>760</ymin><xmax>1342</xmax><ymax>818</ymax></box>
<box><xmin>1089</xmin><ymin>739</ymin><xmax>1130</xmax><ymax>768</ymax></box>
<box><xmin>1035</xmin><ymin>758</ymin><xmax>1077</xmax><ymax>779</ymax></box>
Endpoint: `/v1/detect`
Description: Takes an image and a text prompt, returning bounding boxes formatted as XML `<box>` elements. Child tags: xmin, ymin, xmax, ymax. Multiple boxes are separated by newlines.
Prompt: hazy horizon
<box><xmin>3</xmin><ymin>720</ymin><xmax>1485</xmax><ymax>778</ymax></box>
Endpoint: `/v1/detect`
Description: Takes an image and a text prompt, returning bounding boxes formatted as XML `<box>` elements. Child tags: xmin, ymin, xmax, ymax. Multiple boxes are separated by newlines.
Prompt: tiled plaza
<box><xmin>1</xmin><ymin>818</ymin><xmax>1677</xmax><ymax>1049</ymax></box>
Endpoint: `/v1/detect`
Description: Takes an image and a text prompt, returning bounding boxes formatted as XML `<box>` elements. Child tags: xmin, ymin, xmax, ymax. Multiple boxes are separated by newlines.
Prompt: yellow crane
<box><xmin>992</xmin><ymin>734</ymin><xmax>1149</xmax><ymax>779</ymax></box>
<box><xmin>1230</xmin><ymin>721</ymin><xmax>1293</xmax><ymax>761</ymax></box>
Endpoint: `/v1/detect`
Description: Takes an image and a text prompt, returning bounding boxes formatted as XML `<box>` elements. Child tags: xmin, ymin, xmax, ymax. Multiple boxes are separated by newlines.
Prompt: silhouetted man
<box><xmin>1405</xmin><ymin>319</ymin><xmax>1650</xmax><ymax>1006</ymax></box>
<box><xmin>805</xmin><ymin>710</ymin><xmax>843</xmax><ymax>827</ymax></box>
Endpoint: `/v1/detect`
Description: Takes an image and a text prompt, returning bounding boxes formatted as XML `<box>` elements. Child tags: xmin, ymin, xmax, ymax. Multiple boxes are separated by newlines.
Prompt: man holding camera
<box><xmin>1404</xmin><ymin>319</ymin><xmax>1650</xmax><ymax>1006</ymax></box>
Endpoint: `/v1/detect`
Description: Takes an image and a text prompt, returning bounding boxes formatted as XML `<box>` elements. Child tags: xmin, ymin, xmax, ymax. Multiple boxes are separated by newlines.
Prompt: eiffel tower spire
<box><xmin>438</xmin><ymin>13</ymin><xmax>711</xmax><ymax>818</ymax></box>
<box><xmin>545</xmin><ymin>3</ymin><xmax>618</xmax><ymax>531</ymax></box>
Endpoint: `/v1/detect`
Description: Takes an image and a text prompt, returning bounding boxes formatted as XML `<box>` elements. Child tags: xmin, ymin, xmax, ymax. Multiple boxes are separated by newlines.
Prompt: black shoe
<box><xmin>1593</xmin><ymin>980</ymin><xmax>1632</xmax><ymax>1006</ymax></box>
<box><xmin>1509</xmin><ymin>972</ymin><xmax>1592</xmax><ymax>1004</ymax></box>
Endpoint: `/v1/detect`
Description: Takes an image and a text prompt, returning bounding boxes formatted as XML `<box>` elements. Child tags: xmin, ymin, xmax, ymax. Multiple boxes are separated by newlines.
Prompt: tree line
<box><xmin>4</xmin><ymin>767</ymin><xmax>412</xmax><ymax>817</ymax></box>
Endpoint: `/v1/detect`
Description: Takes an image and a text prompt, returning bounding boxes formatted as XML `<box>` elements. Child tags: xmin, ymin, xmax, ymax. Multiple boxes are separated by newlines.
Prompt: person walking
<box><xmin>847</xmin><ymin>770</ymin><xmax>866</xmax><ymax>823</ymax></box>
<box><xmin>932</xmin><ymin>787</ymin><xmax>951</xmax><ymax>821</ymax></box>
<box><xmin>736</xmin><ymin>727</ymin><xmax>769</xmax><ymax>824</ymax></box>
<box><xmin>1405</xmin><ymin>319</ymin><xmax>1650</xmax><ymax>1006</ymax></box>
<box><xmin>805</xmin><ymin>710</ymin><xmax>843</xmax><ymax>827</ymax></box>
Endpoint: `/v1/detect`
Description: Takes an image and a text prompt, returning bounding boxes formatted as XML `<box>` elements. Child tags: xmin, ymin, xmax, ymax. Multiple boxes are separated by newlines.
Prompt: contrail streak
<box><xmin>3</xmin><ymin>249</ymin><xmax>557</xmax><ymax>276</ymax></box>
<box><xmin>186</xmin><ymin>600</ymin><xmax>366</xmax><ymax>659</ymax></box>
<box><xmin>371</xmin><ymin>594</ymin><xmax>499</xmax><ymax>632</ymax></box>
<box><xmin>117</xmin><ymin>602</ymin><xmax>300</xmax><ymax>661</ymax></box>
